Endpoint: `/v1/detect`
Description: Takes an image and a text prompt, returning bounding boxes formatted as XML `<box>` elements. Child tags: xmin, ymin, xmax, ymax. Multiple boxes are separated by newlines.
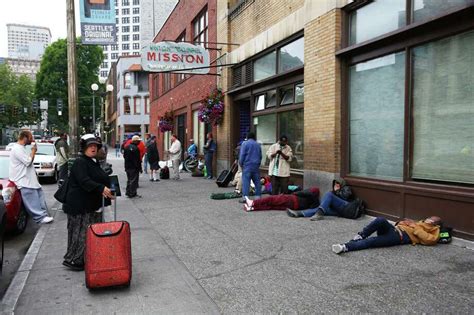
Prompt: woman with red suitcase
<box><xmin>62</xmin><ymin>134</ymin><xmax>113</xmax><ymax>271</ymax></box>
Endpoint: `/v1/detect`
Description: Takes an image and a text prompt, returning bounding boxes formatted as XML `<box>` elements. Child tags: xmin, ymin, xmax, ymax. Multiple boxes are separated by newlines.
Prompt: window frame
<box><xmin>193</xmin><ymin>7</ymin><xmax>208</xmax><ymax>48</ymax></box>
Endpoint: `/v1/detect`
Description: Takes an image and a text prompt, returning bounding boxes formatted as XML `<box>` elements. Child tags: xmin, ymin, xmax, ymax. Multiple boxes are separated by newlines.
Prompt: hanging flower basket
<box><xmin>198</xmin><ymin>89</ymin><xmax>224</xmax><ymax>126</ymax></box>
<box><xmin>158</xmin><ymin>110</ymin><xmax>174</xmax><ymax>133</ymax></box>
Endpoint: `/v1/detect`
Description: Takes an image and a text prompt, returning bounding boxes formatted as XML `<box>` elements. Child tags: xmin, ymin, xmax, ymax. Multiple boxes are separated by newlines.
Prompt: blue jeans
<box><xmin>205</xmin><ymin>152</ymin><xmax>213</xmax><ymax>178</ymax></box>
<box><xmin>345</xmin><ymin>217</ymin><xmax>411</xmax><ymax>252</ymax></box>
<box><xmin>19</xmin><ymin>188</ymin><xmax>49</xmax><ymax>223</ymax></box>
<box><xmin>242</xmin><ymin>168</ymin><xmax>261</xmax><ymax>198</ymax></box>
<box><xmin>143</xmin><ymin>154</ymin><xmax>148</xmax><ymax>173</ymax></box>
<box><xmin>301</xmin><ymin>192</ymin><xmax>349</xmax><ymax>217</ymax></box>
<box><xmin>115</xmin><ymin>148</ymin><xmax>120</xmax><ymax>157</ymax></box>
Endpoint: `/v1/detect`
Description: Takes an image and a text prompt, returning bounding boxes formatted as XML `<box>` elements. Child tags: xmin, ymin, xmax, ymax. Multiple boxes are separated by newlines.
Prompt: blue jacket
<box><xmin>239</xmin><ymin>139</ymin><xmax>262</xmax><ymax>171</ymax></box>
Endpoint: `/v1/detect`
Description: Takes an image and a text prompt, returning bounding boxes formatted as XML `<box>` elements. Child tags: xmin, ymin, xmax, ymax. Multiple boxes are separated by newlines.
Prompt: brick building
<box><xmin>216</xmin><ymin>0</ymin><xmax>474</xmax><ymax>239</ymax></box>
<box><xmin>149</xmin><ymin>0</ymin><xmax>218</xmax><ymax>167</ymax></box>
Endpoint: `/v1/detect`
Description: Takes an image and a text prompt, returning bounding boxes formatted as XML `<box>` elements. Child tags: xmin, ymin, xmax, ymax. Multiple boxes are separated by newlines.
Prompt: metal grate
<box><xmin>232</xmin><ymin>66</ymin><xmax>242</xmax><ymax>88</ymax></box>
<box><xmin>244</xmin><ymin>62</ymin><xmax>253</xmax><ymax>85</ymax></box>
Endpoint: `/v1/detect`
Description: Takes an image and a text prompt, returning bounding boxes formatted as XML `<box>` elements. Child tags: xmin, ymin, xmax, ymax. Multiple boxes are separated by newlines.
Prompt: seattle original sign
<box><xmin>141</xmin><ymin>42</ymin><xmax>210</xmax><ymax>74</ymax></box>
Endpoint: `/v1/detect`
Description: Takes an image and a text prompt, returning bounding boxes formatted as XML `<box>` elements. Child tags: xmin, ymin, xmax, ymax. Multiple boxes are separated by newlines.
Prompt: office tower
<box><xmin>7</xmin><ymin>24</ymin><xmax>51</xmax><ymax>60</ymax></box>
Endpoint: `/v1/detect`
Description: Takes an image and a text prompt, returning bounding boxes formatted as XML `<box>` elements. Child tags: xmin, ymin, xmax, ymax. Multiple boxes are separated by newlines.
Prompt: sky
<box><xmin>0</xmin><ymin>0</ymin><xmax>82</xmax><ymax>57</ymax></box>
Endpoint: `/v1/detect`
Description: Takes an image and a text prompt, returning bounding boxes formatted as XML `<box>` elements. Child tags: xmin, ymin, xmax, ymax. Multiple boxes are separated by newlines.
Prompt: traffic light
<box><xmin>32</xmin><ymin>100</ymin><xmax>39</xmax><ymax>112</ymax></box>
<box><xmin>57</xmin><ymin>98</ymin><xmax>63</xmax><ymax>116</ymax></box>
<box><xmin>0</xmin><ymin>104</ymin><xmax>5</xmax><ymax>114</ymax></box>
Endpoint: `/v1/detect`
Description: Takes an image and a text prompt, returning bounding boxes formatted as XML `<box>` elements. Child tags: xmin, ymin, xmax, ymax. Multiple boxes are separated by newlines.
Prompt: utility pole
<box><xmin>67</xmin><ymin>0</ymin><xmax>79</xmax><ymax>155</ymax></box>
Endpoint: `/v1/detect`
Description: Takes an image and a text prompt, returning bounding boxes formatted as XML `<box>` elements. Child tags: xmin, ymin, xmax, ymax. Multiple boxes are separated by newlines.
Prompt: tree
<box><xmin>35</xmin><ymin>38</ymin><xmax>104</xmax><ymax>134</ymax></box>
<box><xmin>0</xmin><ymin>64</ymin><xmax>38</xmax><ymax>128</ymax></box>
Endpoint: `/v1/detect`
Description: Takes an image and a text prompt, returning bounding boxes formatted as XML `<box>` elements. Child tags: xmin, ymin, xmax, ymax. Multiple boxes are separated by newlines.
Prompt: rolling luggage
<box><xmin>85</xmin><ymin>190</ymin><xmax>131</xmax><ymax>289</ymax></box>
<box><xmin>216</xmin><ymin>161</ymin><xmax>238</xmax><ymax>187</ymax></box>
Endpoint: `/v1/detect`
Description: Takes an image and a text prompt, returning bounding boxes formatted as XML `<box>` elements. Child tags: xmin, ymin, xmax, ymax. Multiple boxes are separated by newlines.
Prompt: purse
<box><xmin>54</xmin><ymin>178</ymin><xmax>69</xmax><ymax>203</ymax></box>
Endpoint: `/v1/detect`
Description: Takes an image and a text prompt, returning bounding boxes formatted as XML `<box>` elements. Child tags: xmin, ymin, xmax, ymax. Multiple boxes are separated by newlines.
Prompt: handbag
<box><xmin>54</xmin><ymin>178</ymin><xmax>69</xmax><ymax>203</ymax></box>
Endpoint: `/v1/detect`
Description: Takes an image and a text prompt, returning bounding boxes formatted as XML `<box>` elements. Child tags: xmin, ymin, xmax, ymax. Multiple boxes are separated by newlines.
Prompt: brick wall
<box><xmin>149</xmin><ymin>0</ymin><xmax>217</xmax><ymax>157</ymax></box>
<box><xmin>303</xmin><ymin>9</ymin><xmax>342</xmax><ymax>174</ymax></box>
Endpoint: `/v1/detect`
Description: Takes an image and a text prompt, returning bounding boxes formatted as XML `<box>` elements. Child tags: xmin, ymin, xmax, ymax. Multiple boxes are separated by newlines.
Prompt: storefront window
<box><xmin>279</xmin><ymin>110</ymin><xmax>304</xmax><ymax>169</ymax></box>
<box><xmin>349</xmin><ymin>52</ymin><xmax>405</xmax><ymax>180</ymax></box>
<box><xmin>278</xmin><ymin>37</ymin><xmax>304</xmax><ymax>73</ymax></box>
<box><xmin>413</xmin><ymin>0</ymin><xmax>470</xmax><ymax>22</ymax></box>
<box><xmin>295</xmin><ymin>83</ymin><xmax>304</xmax><ymax>103</ymax></box>
<box><xmin>254</xmin><ymin>51</ymin><xmax>276</xmax><ymax>81</ymax></box>
<box><xmin>253</xmin><ymin>114</ymin><xmax>276</xmax><ymax>167</ymax></box>
<box><xmin>350</xmin><ymin>0</ymin><xmax>406</xmax><ymax>45</ymax></box>
<box><xmin>265</xmin><ymin>90</ymin><xmax>277</xmax><ymax>108</ymax></box>
<box><xmin>412</xmin><ymin>30</ymin><xmax>474</xmax><ymax>184</ymax></box>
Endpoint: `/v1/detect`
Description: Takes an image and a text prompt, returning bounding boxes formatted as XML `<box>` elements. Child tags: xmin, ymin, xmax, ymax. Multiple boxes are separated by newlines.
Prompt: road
<box><xmin>0</xmin><ymin>179</ymin><xmax>59</xmax><ymax>298</ymax></box>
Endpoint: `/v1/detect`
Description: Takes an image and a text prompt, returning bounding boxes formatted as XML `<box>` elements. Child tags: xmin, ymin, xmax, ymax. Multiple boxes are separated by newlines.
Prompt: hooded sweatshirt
<box><xmin>332</xmin><ymin>177</ymin><xmax>353</xmax><ymax>201</ymax></box>
<box><xmin>397</xmin><ymin>221</ymin><xmax>440</xmax><ymax>245</ymax></box>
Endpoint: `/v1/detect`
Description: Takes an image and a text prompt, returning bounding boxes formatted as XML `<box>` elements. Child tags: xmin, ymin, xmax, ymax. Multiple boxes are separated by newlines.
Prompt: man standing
<box><xmin>203</xmin><ymin>132</ymin><xmax>216</xmax><ymax>179</ymax></box>
<box><xmin>239</xmin><ymin>132</ymin><xmax>262</xmax><ymax>203</ymax></box>
<box><xmin>143</xmin><ymin>133</ymin><xmax>151</xmax><ymax>174</ymax></box>
<box><xmin>168</xmin><ymin>134</ymin><xmax>182</xmax><ymax>180</ymax></box>
<box><xmin>9</xmin><ymin>130</ymin><xmax>54</xmax><ymax>224</ymax></box>
<box><xmin>187</xmin><ymin>139</ymin><xmax>197</xmax><ymax>159</ymax></box>
<box><xmin>55</xmin><ymin>132</ymin><xmax>69</xmax><ymax>186</ymax></box>
<box><xmin>267</xmin><ymin>135</ymin><xmax>293</xmax><ymax>195</ymax></box>
<box><xmin>124</xmin><ymin>135</ymin><xmax>142</xmax><ymax>198</ymax></box>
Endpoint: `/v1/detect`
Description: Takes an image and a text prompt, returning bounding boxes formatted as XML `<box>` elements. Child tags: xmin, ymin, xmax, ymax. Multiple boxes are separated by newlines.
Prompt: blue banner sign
<box><xmin>79</xmin><ymin>0</ymin><xmax>116</xmax><ymax>45</ymax></box>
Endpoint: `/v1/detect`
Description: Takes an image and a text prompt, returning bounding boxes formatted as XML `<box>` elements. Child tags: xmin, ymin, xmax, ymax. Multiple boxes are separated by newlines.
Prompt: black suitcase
<box><xmin>216</xmin><ymin>161</ymin><xmax>238</xmax><ymax>187</ymax></box>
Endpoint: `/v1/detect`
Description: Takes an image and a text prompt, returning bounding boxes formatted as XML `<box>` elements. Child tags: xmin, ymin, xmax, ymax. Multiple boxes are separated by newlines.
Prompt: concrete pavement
<box><xmin>1</xmin><ymin>155</ymin><xmax>473</xmax><ymax>314</ymax></box>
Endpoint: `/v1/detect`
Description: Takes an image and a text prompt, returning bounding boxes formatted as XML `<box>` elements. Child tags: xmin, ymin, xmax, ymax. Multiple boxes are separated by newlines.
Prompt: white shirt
<box><xmin>9</xmin><ymin>143</ymin><xmax>41</xmax><ymax>189</ymax></box>
<box><xmin>169</xmin><ymin>140</ymin><xmax>182</xmax><ymax>160</ymax></box>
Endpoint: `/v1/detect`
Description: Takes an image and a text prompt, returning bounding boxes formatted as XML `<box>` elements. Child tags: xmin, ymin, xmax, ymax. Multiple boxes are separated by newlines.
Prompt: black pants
<box><xmin>126</xmin><ymin>168</ymin><xmax>139</xmax><ymax>197</ymax></box>
<box><xmin>64</xmin><ymin>212</ymin><xmax>102</xmax><ymax>265</ymax></box>
<box><xmin>58</xmin><ymin>163</ymin><xmax>68</xmax><ymax>186</ymax></box>
<box><xmin>271</xmin><ymin>176</ymin><xmax>289</xmax><ymax>195</ymax></box>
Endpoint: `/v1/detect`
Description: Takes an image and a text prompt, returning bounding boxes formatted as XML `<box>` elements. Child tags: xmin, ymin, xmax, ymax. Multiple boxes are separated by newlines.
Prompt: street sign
<box><xmin>40</xmin><ymin>100</ymin><xmax>48</xmax><ymax>110</ymax></box>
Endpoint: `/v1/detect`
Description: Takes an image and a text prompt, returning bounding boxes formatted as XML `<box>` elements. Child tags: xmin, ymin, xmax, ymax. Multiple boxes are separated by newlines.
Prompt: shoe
<box><xmin>332</xmin><ymin>244</ymin><xmax>347</xmax><ymax>254</ymax></box>
<box><xmin>40</xmin><ymin>216</ymin><xmax>54</xmax><ymax>224</ymax></box>
<box><xmin>352</xmin><ymin>233</ymin><xmax>363</xmax><ymax>241</ymax></box>
<box><xmin>154</xmin><ymin>178</ymin><xmax>160</xmax><ymax>182</ymax></box>
<box><xmin>62</xmin><ymin>260</ymin><xmax>84</xmax><ymax>271</ymax></box>
<box><xmin>238</xmin><ymin>197</ymin><xmax>247</xmax><ymax>204</ymax></box>
<box><xmin>286</xmin><ymin>209</ymin><xmax>303</xmax><ymax>218</ymax></box>
<box><xmin>245</xmin><ymin>196</ymin><xmax>253</xmax><ymax>208</ymax></box>
<box><xmin>243</xmin><ymin>204</ymin><xmax>254</xmax><ymax>212</ymax></box>
<box><xmin>149</xmin><ymin>178</ymin><xmax>154</xmax><ymax>182</ymax></box>
<box><xmin>128</xmin><ymin>194</ymin><xmax>142</xmax><ymax>199</ymax></box>
<box><xmin>310</xmin><ymin>208</ymin><xmax>324</xmax><ymax>221</ymax></box>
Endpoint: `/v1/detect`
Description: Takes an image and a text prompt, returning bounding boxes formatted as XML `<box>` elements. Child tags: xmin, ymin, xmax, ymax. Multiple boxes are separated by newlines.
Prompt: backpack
<box><xmin>160</xmin><ymin>166</ymin><xmax>170</xmax><ymax>179</ymax></box>
<box><xmin>438</xmin><ymin>226</ymin><xmax>453</xmax><ymax>244</ymax></box>
<box><xmin>340</xmin><ymin>198</ymin><xmax>366</xmax><ymax>219</ymax></box>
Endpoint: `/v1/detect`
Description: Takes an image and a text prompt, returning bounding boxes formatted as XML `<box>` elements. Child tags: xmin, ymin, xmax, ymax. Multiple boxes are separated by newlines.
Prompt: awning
<box><xmin>128</xmin><ymin>64</ymin><xmax>143</xmax><ymax>72</ymax></box>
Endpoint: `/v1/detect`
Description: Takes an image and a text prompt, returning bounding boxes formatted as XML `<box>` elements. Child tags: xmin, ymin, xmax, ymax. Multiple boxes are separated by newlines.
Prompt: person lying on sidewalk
<box><xmin>287</xmin><ymin>178</ymin><xmax>352</xmax><ymax>220</ymax></box>
<box><xmin>243</xmin><ymin>187</ymin><xmax>319</xmax><ymax>212</ymax></box>
<box><xmin>331</xmin><ymin>216</ymin><xmax>441</xmax><ymax>254</ymax></box>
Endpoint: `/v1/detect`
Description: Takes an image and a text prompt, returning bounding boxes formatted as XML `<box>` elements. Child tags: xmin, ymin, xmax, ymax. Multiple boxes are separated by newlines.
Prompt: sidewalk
<box><xmin>2</xmin><ymin>156</ymin><xmax>474</xmax><ymax>314</ymax></box>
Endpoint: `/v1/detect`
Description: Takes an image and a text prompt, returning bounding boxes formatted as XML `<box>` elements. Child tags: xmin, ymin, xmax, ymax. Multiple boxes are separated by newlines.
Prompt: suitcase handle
<box><xmin>89</xmin><ymin>221</ymin><xmax>126</xmax><ymax>237</ymax></box>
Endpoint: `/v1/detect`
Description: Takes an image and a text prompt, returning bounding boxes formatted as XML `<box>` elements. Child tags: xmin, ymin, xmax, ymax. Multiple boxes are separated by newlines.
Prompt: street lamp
<box><xmin>91</xmin><ymin>83</ymin><xmax>99</xmax><ymax>133</ymax></box>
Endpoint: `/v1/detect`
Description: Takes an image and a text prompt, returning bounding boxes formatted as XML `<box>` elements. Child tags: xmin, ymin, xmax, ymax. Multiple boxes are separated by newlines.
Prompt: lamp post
<box><xmin>91</xmin><ymin>83</ymin><xmax>99</xmax><ymax>133</ymax></box>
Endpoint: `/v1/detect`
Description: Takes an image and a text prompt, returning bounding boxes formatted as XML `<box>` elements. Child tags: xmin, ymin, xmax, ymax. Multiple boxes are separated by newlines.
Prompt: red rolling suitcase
<box><xmin>85</xmin><ymin>192</ymin><xmax>131</xmax><ymax>289</ymax></box>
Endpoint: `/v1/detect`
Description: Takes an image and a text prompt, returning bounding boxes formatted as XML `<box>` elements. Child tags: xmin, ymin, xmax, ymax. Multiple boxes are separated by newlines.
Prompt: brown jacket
<box><xmin>397</xmin><ymin>221</ymin><xmax>440</xmax><ymax>245</ymax></box>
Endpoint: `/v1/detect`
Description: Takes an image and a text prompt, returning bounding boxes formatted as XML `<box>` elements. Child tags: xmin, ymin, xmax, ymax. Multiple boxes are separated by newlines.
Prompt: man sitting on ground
<box><xmin>244</xmin><ymin>187</ymin><xmax>319</xmax><ymax>212</ymax></box>
<box><xmin>332</xmin><ymin>216</ymin><xmax>442</xmax><ymax>254</ymax></box>
<box><xmin>287</xmin><ymin>178</ymin><xmax>352</xmax><ymax>220</ymax></box>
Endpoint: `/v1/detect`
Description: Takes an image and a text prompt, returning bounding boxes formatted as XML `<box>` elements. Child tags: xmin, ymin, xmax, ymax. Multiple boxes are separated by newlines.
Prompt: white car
<box><xmin>27</xmin><ymin>143</ymin><xmax>58</xmax><ymax>182</ymax></box>
<box><xmin>4</xmin><ymin>142</ymin><xmax>58</xmax><ymax>182</ymax></box>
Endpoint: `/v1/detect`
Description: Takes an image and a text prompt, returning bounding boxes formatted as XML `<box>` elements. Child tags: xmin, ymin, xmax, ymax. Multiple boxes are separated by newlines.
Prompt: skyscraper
<box><xmin>7</xmin><ymin>24</ymin><xmax>51</xmax><ymax>60</ymax></box>
<box><xmin>99</xmin><ymin>0</ymin><xmax>177</xmax><ymax>79</ymax></box>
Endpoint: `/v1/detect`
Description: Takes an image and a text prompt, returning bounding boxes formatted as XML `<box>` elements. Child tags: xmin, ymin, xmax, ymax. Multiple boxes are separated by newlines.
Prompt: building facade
<box><xmin>0</xmin><ymin>58</ymin><xmax>40</xmax><ymax>80</ymax></box>
<box><xmin>216</xmin><ymin>0</ymin><xmax>474</xmax><ymax>239</ymax></box>
<box><xmin>148</xmin><ymin>0</ymin><xmax>218</xmax><ymax>166</ymax></box>
<box><xmin>99</xmin><ymin>0</ymin><xmax>177</xmax><ymax>79</ymax></box>
<box><xmin>7</xmin><ymin>24</ymin><xmax>51</xmax><ymax>60</ymax></box>
<box><xmin>113</xmin><ymin>56</ymin><xmax>150</xmax><ymax>143</ymax></box>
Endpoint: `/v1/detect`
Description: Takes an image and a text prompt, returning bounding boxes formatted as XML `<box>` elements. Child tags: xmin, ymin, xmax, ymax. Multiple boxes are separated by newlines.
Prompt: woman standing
<box><xmin>203</xmin><ymin>132</ymin><xmax>216</xmax><ymax>179</ymax></box>
<box><xmin>62</xmin><ymin>134</ymin><xmax>113</xmax><ymax>271</ymax></box>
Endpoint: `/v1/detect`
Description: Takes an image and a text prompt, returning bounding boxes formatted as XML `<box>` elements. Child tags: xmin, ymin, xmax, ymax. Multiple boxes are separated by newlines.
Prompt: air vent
<box><xmin>232</xmin><ymin>66</ymin><xmax>242</xmax><ymax>88</ymax></box>
<box><xmin>244</xmin><ymin>62</ymin><xmax>253</xmax><ymax>85</ymax></box>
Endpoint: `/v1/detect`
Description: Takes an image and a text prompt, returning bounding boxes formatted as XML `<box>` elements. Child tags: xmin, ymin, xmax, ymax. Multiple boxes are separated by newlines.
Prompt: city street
<box><xmin>0</xmin><ymin>156</ymin><xmax>473</xmax><ymax>314</ymax></box>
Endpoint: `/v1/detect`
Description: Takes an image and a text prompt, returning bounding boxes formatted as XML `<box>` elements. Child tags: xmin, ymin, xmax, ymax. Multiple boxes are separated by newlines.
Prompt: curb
<box><xmin>0</xmin><ymin>205</ymin><xmax>59</xmax><ymax>314</ymax></box>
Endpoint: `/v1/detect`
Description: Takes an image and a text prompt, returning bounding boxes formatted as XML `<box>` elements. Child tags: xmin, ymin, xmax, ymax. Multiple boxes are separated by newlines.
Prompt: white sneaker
<box><xmin>40</xmin><ymin>216</ymin><xmax>54</xmax><ymax>224</ymax></box>
<box><xmin>243</xmin><ymin>204</ymin><xmax>254</xmax><ymax>212</ymax></box>
<box><xmin>245</xmin><ymin>196</ymin><xmax>253</xmax><ymax>208</ymax></box>
<box><xmin>332</xmin><ymin>244</ymin><xmax>347</xmax><ymax>254</ymax></box>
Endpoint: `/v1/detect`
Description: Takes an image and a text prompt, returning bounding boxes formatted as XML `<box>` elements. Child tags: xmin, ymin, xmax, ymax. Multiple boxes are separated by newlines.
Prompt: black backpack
<box><xmin>340</xmin><ymin>198</ymin><xmax>366</xmax><ymax>219</ymax></box>
<box><xmin>160</xmin><ymin>166</ymin><xmax>170</xmax><ymax>179</ymax></box>
<box><xmin>438</xmin><ymin>226</ymin><xmax>453</xmax><ymax>244</ymax></box>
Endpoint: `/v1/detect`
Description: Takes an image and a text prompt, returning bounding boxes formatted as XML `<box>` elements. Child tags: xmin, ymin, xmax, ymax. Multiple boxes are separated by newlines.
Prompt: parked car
<box><xmin>4</xmin><ymin>142</ymin><xmax>58</xmax><ymax>182</ymax></box>
<box><xmin>0</xmin><ymin>151</ymin><xmax>28</xmax><ymax>234</ymax></box>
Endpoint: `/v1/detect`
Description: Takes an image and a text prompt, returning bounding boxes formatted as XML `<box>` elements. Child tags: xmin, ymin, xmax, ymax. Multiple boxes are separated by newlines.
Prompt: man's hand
<box><xmin>31</xmin><ymin>144</ymin><xmax>38</xmax><ymax>154</ymax></box>
<box><xmin>102</xmin><ymin>186</ymin><xmax>114</xmax><ymax>199</ymax></box>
